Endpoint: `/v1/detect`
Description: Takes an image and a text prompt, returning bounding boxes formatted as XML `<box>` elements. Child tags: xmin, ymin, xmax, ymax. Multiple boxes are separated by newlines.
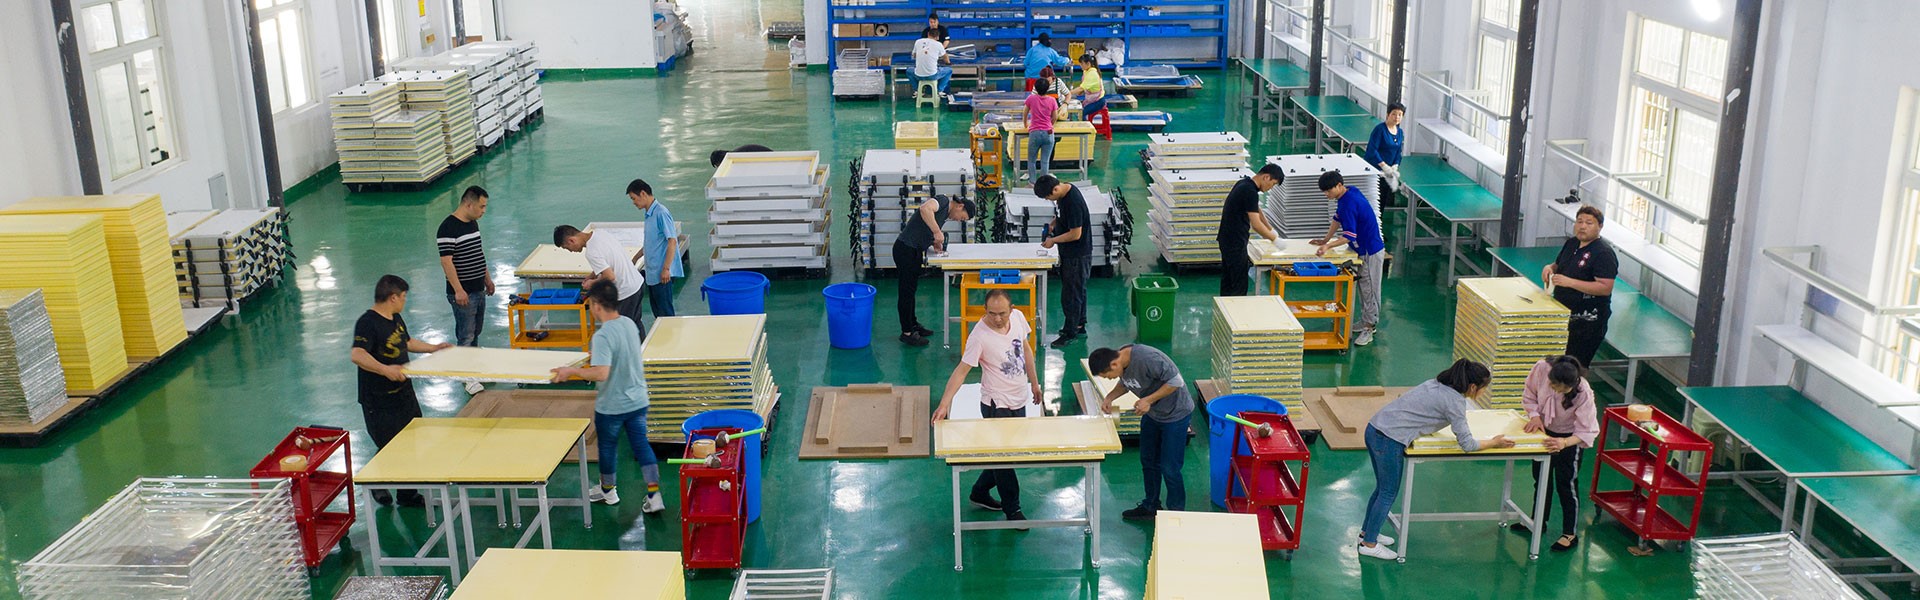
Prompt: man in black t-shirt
<box><xmin>1216</xmin><ymin>164</ymin><xmax>1285</xmax><ymax>296</ymax></box>
<box><xmin>923</xmin><ymin>14</ymin><xmax>950</xmax><ymax>47</ymax></box>
<box><xmin>349</xmin><ymin>275</ymin><xmax>451</xmax><ymax>506</ymax></box>
<box><xmin>1035</xmin><ymin>175</ymin><xmax>1092</xmax><ymax>348</ymax></box>
<box><xmin>709</xmin><ymin>144</ymin><xmax>773</xmax><ymax>168</ymax></box>
<box><xmin>1542</xmin><ymin>205</ymin><xmax>1618</xmax><ymax>367</ymax></box>
<box><xmin>437</xmin><ymin>186</ymin><xmax>493</xmax><ymax>347</ymax></box>
<box><xmin>894</xmin><ymin>195</ymin><xmax>976</xmax><ymax>347</ymax></box>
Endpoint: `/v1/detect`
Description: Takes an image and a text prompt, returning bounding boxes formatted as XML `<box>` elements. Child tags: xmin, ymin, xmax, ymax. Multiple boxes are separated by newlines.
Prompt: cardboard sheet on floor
<box><xmin>402</xmin><ymin>347</ymin><xmax>589</xmax><ymax>383</ymax></box>
<box><xmin>459</xmin><ymin>389</ymin><xmax>599</xmax><ymax>462</ymax></box>
<box><xmin>1196</xmin><ymin>379</ymin><xmax>1320</xmax><ymax>435</ymax></box>
<box><xmin>1300</xmin><ymin>386</ymin><xmax>1413</xmax><ymax>450</ymax></box>
<box><xmin>799</xmin><ymin>383</ymin><xmax>931</xmax><ymax>459</ymax></box>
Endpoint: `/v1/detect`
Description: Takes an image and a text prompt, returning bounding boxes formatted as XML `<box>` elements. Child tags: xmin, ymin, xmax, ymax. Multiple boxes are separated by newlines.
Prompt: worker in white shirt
<box><xmin>912</xmin><ymin>27</ymin><xmax>952</xmax><ymax>100</ymax></box>
<box><xmin>931</xmin><ymin>290</ymin><xmax>1041</xmax><ymax>525</ymax></box>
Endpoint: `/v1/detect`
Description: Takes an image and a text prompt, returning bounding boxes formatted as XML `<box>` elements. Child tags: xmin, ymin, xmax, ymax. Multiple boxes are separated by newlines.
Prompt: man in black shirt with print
<box><xmin>437</xmin><ymin>186</ymin><xmax>493</xmax><ymax>347</ymax></box>
<box><xmin>1216</xmin><ymin>164</ymin><xmax>1285</xmax><ymax>296</ymax></box>
<box><xmin>894</xmin><ymin>194</ymin><xmax>976</xmax><ymax>347</ymax></box>
<box><xmin>1542</xmin><ymin>205</ymin><xmax>1617</xmax><ymax>367</ymax></box>
<box><xmin>1035</xmin><ymin>175</ymin><xmax>1092</xmax><ymax>348</ymax></box>
<box><xmin>350</xmin><ymin>275</ymin><xmax>451</xmax><ymax>506</ymax></box>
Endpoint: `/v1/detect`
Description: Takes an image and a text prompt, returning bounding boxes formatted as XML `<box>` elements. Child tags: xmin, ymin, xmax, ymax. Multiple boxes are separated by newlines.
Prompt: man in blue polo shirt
<box><xmin>628</xmin><ymin>178</ymin><xmax>683</xmax><ymax>321</ymax></box>
<box><xmin>1313</xmin><ymin>170</ymin><xmax>1386</xmax><ymax>346</ymax></box>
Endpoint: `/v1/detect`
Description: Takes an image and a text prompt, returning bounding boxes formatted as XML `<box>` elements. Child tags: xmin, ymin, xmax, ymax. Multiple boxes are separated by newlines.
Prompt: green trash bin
<box><xmin>1130</xmin><ymin>275</ymin><xmax>1179</xmax><ymax>342</ymax></box>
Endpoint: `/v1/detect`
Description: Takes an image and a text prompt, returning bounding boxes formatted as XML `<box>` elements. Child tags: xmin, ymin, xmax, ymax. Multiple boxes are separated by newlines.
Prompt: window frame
<box><xmin>1876</xmin><ymin>95</ymin><xmax>1920</xmax><ymax>388</ymax></box>
<box><xmin>1610</xmin><ymin>15</ymin><xmax>1727</xmax><ymax>267</ymax></box>
<box><xmin>76</xmin><ymin>0</ymin><xmax>181</xmax><ymax>183</ymax></box>
<box><xmin>257</xmin><ymin>0</ymin><xmax>316</xmax><ymax>115</ymax></box>
<box><xmin>1471</xmin><ymin>0</ymin><xmax>1519</xmax><ymax>150</ymax></box>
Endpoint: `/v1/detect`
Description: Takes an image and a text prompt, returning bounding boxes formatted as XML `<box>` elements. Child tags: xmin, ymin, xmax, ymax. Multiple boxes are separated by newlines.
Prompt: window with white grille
<box><xmin>257</xmin><ymin>0</ymin><xmax>313</xmax><ymax>114</ymax></box>
<box><xmin>78</xmin><ymin>0</ymin><xmax>177</xmax><ymax>181</ymax></box>
<box><xmin>1471</xmin><ymin>0</ymin><xmax>1518</xmax><ymax>149</ymax></box>
<box><xmin>1877</xmin><ymin>96</ymin><xmax>1920</xmax><ymax>387</ymax></box>
<box><xmin>1613</xmin><ymin>16</ymin><xmax>1727</xmax><ymax>265</ymax></box>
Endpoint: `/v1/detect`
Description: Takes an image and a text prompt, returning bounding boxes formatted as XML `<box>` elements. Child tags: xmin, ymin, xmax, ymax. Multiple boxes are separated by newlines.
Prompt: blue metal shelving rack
<box><xmin>824</xmin><ymin>0</ymin><xmax>1229</xmax><ymax>70</ymax></box>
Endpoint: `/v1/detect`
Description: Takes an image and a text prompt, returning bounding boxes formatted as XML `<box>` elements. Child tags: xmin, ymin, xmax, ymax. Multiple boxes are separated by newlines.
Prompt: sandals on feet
<box><xmin>1551</xmin><ymin>534</ymin><xmax>1578</xmax><ymax>551</ymax></box>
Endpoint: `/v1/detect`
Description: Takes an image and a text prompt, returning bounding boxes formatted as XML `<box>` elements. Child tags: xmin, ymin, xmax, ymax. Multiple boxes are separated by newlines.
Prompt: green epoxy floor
<box><xmin>0</xmin><ymin>1</ymin><xmax>1903</xmax><ymax>598</ymax></box>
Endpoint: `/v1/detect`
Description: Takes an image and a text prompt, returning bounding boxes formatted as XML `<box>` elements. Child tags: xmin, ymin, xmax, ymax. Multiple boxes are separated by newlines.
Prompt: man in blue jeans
<box><xmin>436</xmin><ymin>186</ymin><xmax>493</xmax><ymax>347</ymax></box>
<box><xmin>550</xmin><ymin>280</ymin><xmax>665</xmax><ymax>514</ymax></box>
<box><xmin>1090</xmin><ymin>344</ymin><xmax>1193</xmax><ymax>520</ymax></box>
<box><xmin>628</xmin><ymin>178</ymin><xmax>682</xmax><ymax>321</ymax></box>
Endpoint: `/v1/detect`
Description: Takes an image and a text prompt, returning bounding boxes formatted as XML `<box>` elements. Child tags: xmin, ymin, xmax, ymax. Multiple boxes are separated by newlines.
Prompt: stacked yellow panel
<box><xmin>1211</xmin><ymin>296</ymin><xmax>1306</xmax><ymax>413</ymax></box>
<box><xmin>640</xmin><ymin>315</ymin><xmax>776</xmax><ymax>442</ymax></box>
<box><xmin>1146</xmin><ymin>511</ymin><xmax>1270</xmax><ymax>600</ymax></box>
<box><xmin>1454</xmin><ymin>277</ymin><xmax>1569</xmax><ymax>408</ymax></box>
<box><xmin>893</xmin><ymin>121</ymin><xmax>939</xmax><ymax>150</ymax></box>
<box><xmin>2</xmin><ymin>195</ymin><xmax>187</xmax><ymax>359</ymax></box>
<box><xmin>0</xmin><ymin>215</ymin><xmax>129</xmax><ymax>391</ymax></box>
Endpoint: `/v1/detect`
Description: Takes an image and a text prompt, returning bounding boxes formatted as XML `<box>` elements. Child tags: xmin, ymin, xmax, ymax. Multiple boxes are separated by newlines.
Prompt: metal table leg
<box><xmin>1782</xmin><ymin>479</ymin><xmax>1799</xmax><ymax>533</ymax></box>
<box><xmin>952</xmin><ymin>465</ymin><xmax>965</xmax><ymax>571</ymax></box>
<box><xmin>1087</xmin><ymin>463</ymin><xmax>1101</xmax><ymax>567</ymax></box>
<box><xmin>1528</xmin><ymin>458</ymin><xmax>1549</xmax><ymax>560</ymax></box>
<box><xmin>578</xmin><ymin>433</ymin><xmax>593</xmax><ymax>529</ymax></box>
<box><xmin>943</xmin><ymin>270</ymin><xmax>955</xmax><ymax>348</ymax></box>
<box><xmin>1394</xmin><ymin>457</ymin><xmax>1416</xmax><ymax>562</ymax></box>
<box><xmin>1624</xmin><ymin>359</ymin><xmax>1642</xmax><ymax>406</ymax></box>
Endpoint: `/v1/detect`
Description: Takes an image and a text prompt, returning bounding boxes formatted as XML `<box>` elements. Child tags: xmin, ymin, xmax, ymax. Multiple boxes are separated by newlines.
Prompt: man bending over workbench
<box><xmin>933</xmin><ymin>290</ymin><xmax>1042</xmax><ymax>526</ymax></box>
<box><xmin>1090</xmin><ymin>344</ymin><xmax>1193</xmax><ymax>520</ymax></box>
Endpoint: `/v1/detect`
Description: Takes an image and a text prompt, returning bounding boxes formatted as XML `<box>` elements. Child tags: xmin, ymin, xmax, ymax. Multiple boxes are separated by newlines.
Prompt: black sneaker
<box><xmin>1049</xmin><ymin>332</ymin><xmax>1079</xmax><ymax>348</ymax></box>
<box><xmin>969</xmin><ymin>494</ymin><xmax>1003</xmax><ymax>511</ymax></box>
<box><xmin>1122</xmin><ymin>503</ymin><xmax>1158</xmax><ymax>520</ymax></box>
<box><xmin>912</xmin><ymin>324</ymin><xmax>936</xmax><ymax>338</ymax></box>
<box><xmin>900</xmin><ymin>332</ymin><xmax>929</xmax><ymax>347</ymax></box>
<box><xmin>1007</xmin><ymin>511</ymin><xmax>1029</xmax><ymax>530</ymax></box>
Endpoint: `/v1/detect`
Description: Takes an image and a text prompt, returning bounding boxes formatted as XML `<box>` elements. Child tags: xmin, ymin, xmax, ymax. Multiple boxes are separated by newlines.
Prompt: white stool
<box><xmin>914</xmin><ymin>80</ymin><xmax>940</xmax><ymax>107</ymax></box>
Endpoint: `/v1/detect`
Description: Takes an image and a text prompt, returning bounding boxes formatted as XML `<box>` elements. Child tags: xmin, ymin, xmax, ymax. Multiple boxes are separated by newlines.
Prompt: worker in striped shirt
<box><xmin>436</xmin><ymin>186</ymin><xmax>493</xmax><ymax>347</ymax></box>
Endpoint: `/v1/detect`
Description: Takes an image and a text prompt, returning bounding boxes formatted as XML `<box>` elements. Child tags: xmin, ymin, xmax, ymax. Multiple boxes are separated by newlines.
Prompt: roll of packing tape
<box><xmin>691</xmin><ymin>438</ymin><xmax>717</xmax><ymax>458</ymax></box>
<box><xmin>1626</xmin><ymin>405</ymin><xmax>1653</xmax><ymax>422</ymax></box>
<box><xmin>279</xmin><ymin>455</ymin><xmax>309</xmax><ymax>471</ymax></box>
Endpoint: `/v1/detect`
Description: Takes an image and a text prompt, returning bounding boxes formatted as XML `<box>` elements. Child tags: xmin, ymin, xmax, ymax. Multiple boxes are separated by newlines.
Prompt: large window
<box><xmin>1613</xmin><ymin>17</ymin><xmax>1728</xmax><ymax>264</ymax></box>
<box><xmin>1368</xmin><ymin>0</ymin><xmax>1398</xmax><ymax>90</ymax></box>
<box><xmin>1471</xmin><ymin>0</ymin><xmax>1519</xmax><ymax>149</ymax></box>
<box><xmin>1878</xmin><ymin>98</ymin><xmax>1920</xmax><ymax>387</ymax></box>
<box><xmin>257</xmin><ymin>0</ymin><xmax>312</xmax><ymax>113</ymax></box>
<box><xmin>78</xmin><ymin>0</ymin><xmax>177</xmax><ymax>181</ymax></box>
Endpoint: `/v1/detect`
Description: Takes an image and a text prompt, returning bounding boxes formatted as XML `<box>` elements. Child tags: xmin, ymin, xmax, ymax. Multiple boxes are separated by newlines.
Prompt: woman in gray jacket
<box><xmin>1357</xmin><ymin>359</ymin><xmax>1516</xmax><ymax>561</ymax></box>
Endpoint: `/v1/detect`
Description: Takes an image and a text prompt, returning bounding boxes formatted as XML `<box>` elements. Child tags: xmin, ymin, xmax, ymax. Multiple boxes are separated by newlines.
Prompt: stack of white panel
<box><xmin>709</xmin><ymin>151</ymin><xmax>832</xmax><ymax>272</ymax></box>
<box><xmin>1144</xmin><ymin>132</ymin><xmax>1250</xmax><ymax>170</ymax></box>
<box><xmin>0</xmin><ymin>290</ymin><xmax>66</xmax><ymax>428</ymax></box>
<box><xmin>173</xmin><ymin>209</ymin><xmax>291</xmax><ymax>310</ymax></box>
<box><xmin>833</xmin><ymin>49</ymin><xmax>884</xmax><ymax>98</ymax></box>
<box><xmin>851</xmin><ymin>149</ymin><xmax>977</xmax><ymax>270</ymax></box>
<box><xmin>19</xmin><ymin>478</ymin><xmax>309</xmax><ymax>599</ymax></box>
<box><xmin>460</xmin><ymin>40</ymin><xmax>543</xmax><ymax>133</ymax></box>
<box><xmin>375</xmin><ymin>70</ymin><xmax>479</xmax><ymax>165</ymax></box>
<box><xmin>1147</xmin><ymin>167</ymin><xmax>1253</xmax><ymax>265</ymax></box>
<box><xmin>1263</xmin><ymin>154</ymin><xmax>1381</xmax><ymax>239</ymax></box>
<box><xmin>1000</xmin><ymin>182</ymin><xmax>1123</xmax><ymax>269</ymax></box>
<box><xmin>364</xmin><ymin>110</ymin><xmax>449</xmax><ymax>184</ymax></box>
<box><xmin>327</xmin><ymin>83</ymin><xmax>403</xmax><ymax>184</ymax></box>
<box><xmin>393</xmin><ymin>39</ymin><xmax>543</xmax><ymax>148</ymax></box>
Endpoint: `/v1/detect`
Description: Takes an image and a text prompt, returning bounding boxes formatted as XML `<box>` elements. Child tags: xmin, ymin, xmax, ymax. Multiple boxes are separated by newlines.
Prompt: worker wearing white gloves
<box><xmin>1364</xmin><ymin>102</ymin><xmax>1407</xmax><ymax>208</ymax></box>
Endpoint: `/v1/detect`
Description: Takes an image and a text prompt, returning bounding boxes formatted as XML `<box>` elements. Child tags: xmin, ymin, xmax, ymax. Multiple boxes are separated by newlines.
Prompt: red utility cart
<box><xmin>1223</xmin><ymin>410</ymin><xmax>1311</xmax><ymax>559</ymax></box>
<box><xmin>250</xmin><ymin>425</ymin><xmax>355</xmax><ymax>569</ymax></box>
<box><xmin>680</xmin><ymin>427</ymin><xmax>748</xmax><ymax>571</ymax></box>
<box><xmin>1591</xmin><ymin>406</ymin><xmax>1712</xmax><ymax>551</ymax></box>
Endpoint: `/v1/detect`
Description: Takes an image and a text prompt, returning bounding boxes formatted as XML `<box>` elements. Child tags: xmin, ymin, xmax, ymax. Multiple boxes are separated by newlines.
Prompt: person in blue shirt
<box><xmin>1313</xmin><ymin>170</ymin><xmax>1387</xmax><ymax>347</ymax></box>
<box><xmin>1022</xmin><ymin>32</ymin><xmax>1070</xmax><ymax>92</ymax></box>
<box><xmin>627</xmin><ymin>178</ymin><xmax>682</xmax><ymax>320</ymax></box>
<box><xmin>1364</xmin><ymin>102</ymin><xmax>1406</xmax><ymax>210</ymax></box>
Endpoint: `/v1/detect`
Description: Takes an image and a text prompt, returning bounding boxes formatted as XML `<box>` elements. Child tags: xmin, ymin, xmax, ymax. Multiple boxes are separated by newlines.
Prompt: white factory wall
<box><xmin>500</xmin><ymin>0</ymin><xmax>657</xmax><ymax>69</ymax></box>
<box><xmin>274</xmin><ymin>1</ymin><xmax>376</xmax><ymax>186</ymax></box>
<box><xmin>0</xmin><ymin>1</ymin><xmax>268</xmax><ymax>212</ymax></box>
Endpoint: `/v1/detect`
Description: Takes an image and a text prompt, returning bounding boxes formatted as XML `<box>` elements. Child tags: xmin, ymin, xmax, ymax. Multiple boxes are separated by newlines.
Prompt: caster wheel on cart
<box><xmin>955</xmin><ymin>566</ymin><xmax>964</xmax><ymax>572</ymax></box>
<box><xmin>1529</xmin><ymin>554</ymin><xmax>1539</xmax><ymax>561</ymax></box>
<box><xmin>1396</xmin><ymin>557</ymin><xmax>1406</xmax><ymax>564</ymax></box>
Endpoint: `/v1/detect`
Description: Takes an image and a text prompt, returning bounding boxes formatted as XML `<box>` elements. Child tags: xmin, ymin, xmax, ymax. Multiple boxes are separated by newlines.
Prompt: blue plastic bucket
<box><xmin>701</xmin><ymin>272</ymin><xmax>770</xmax><ymax>315</ymax></box>
<box><xmin>1205</xmin><ymin>394</ymin><xmax>1287</xmax><ymax>508</ymax></box>
<box><xmin>822</xmin><ymin>282</ymin><xmax>878</xmax><ymax>349</ymax></box>
<box><xmin>683</xmin><ymin>409</ymin><xmax>764</xmax><ymax>524</ymax></box>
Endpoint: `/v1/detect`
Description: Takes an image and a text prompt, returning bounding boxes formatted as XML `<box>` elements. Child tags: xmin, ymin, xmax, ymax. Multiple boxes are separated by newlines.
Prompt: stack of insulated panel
<box><xmin>18</xmin><ymin>478</ymin><xmax>309</xmax><ymax>599</ymax></box>
<box><xmin>894</xmin><ymin>121</ymin><xmax>938</xmax><ymax>150</ymax></box>
<box><xmin>377</xmin><ymin>70</ymin><xmax>478</xmax><ymax>164</ymax></box>
<box><xmin>173</xmin><ymin>209</ymin><xmax>291</xmax><ymax>310</ymax></box>
<box><xmin>1145</xmin><ymin>511</ymin><xmax>1269</xmax><ymax>600</ymax></box>
<box><xmin>0</xmin><ymin>195</ymin><xmax>186</xmax><ymax>359</ymax></box>
<box><xmin>0</xmin><ymin>215</ymin><xmax>128</xmax><ymax>392</ymax></box>
<box><xmin>1211</xmin><ymin>296</ymin><xmax>1305</xmax><ymax>413</ymax></box>
<box><xmin>460</xmin><ymin>40</ymin><xmax>543</xmax><ymax>132</ymax></box>
<box><xmin>1263</xmin><ymin>154</ymin><xmax>1382</xmax><ymax>239</ymax></box>
<box><xmin>832</xmin><ymin>49</ymin><xmax>884</xmax><ymax>98</ymax></box>
<box><xmin>1147</xmin><ymin>167</ymin><xmax>1253</xmax><ymax>264</ymax></box>
<box><xmin>327</xmin><ymin>83</ymin><xmax>403</xmax><ymax>184</ymax></box>
<box><xmin>0</xmin><ymin>290</ymin><xmax>66</xmax><ymax>427</ymax></box>
<box><xmin>1453</xmin><ymin>277</ymin><xmax>1569</xmax><ymax>408</ymax></box>
<box><xmin>850</xmin><ymin>149</ymin><xmax>976</xmax><ymax>270</ymax></box>
<box><xmin>641</xmin><ymin>315</ymin><xmax>777</xmax><ymax>442</ymax></box>
<box><xmin>1000</xmin><ymin>182</ymin><xmax>1121</xmax><ymax>269</ymax></box>
<box><xmin>1144</xmin><ymin>132</ymin><xmax>1249</xmax><ymax>171</ymax></box>
<box><xmin>708</xmin><ymin>151</ymin><xmax>831</xmax><ymax>272</ymax></box>
<box><xmin>368</xmin><ymin>110</ymin><xmax>449</xmax><ymax>184</ymax></box>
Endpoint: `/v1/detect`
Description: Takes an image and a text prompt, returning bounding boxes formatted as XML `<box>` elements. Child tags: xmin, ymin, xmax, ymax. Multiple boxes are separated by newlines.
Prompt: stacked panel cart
<box><xmin>642</xmin><ymin>315</ymin><xmax>779</xmax><ymax>443</ymax></box>
<box><xmin>849</xmin><ymin>149</ymin><xmax>978</xmax><ymax>271</ymax></box>
<box><xmin>1148</xmin><ymin>166</ymin><xmax>1253</xmax><ymax>265</ymax></box>
<box><xmin>998</xmin><ymin>182</ymin><xmax>1132</xmax><ymax>272</ymax></box>
<box><xmin>172</xmin><ymin>209</ymin><xmax>293</xmax><ymax>310</ymax></box>
<box><xmin>327</xmin><ymin>83</ymin><xmax>404</xmax><ymax>185</ymax></box>
<box><xmin>1452</xmin><ymin>278</ymin><xmax>1568</xmax><ymax>408</ymax></box>
<box><xmin>0</xmin><ymin>194</ymin><xmax>187</xmax><ymax>359</ymax></box>
<box><xmin>709</xmin><ymin>151</ymin><xmax>832</xmax><ymax>274</ymax></box>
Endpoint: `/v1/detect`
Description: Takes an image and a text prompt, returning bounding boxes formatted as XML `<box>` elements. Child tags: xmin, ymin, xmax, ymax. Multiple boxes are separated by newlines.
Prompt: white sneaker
<box><xmin>464</xmin><ymin>381</ymin><xmax>485</xmax><ymax>395</ymax></box>
<box><xmin>1354</xmin><ymin>328</ymin><xmax>1376</xmax><ymax>346</ymax></box>
<box><xmin>1361</xmin><ymin>534</ymin><xmax>1395</xmax><ymax>546</ymax></box>
<box><xmin>641</xmin><ymin>492</ymin><xmax>666</xmax><ymax>514</ymax></box>
<box><xmin>1019</xmin><ymin>173</ymin><xmax>1031</xmax><ymax>182</ymax></box>
<box><xmin>589</xmin><ymin>486</ymin><xmax>621</xmax><ymax>505</ymax></box>
<box><xmin>1358</xmin><ymin>542</ymin><xmax>1399</xmax><ymax>561</ymax></box>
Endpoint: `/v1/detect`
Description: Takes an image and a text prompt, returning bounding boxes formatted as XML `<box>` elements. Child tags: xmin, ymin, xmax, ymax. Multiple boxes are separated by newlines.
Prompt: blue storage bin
<box><xmin>980</xmin><ymin>269</ymin><xmax>1021</xmax><ymax>284</ymax></box>
<box><xmin>1293</xmin><ymin>261</ymin><xmax>1339</xmax><ymax>277</ymax></box>
<box><xmin>530</xmin><ymin>289</ymin><xmax>581</xmax><ymax>305</ymax></box>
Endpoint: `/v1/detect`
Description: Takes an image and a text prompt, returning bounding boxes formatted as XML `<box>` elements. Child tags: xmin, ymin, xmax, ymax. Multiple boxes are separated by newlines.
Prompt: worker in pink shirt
<box><xmin>1511</xmin><ymin>355</ymin><xmax>1599</xmax><ymax>552</ymax></box>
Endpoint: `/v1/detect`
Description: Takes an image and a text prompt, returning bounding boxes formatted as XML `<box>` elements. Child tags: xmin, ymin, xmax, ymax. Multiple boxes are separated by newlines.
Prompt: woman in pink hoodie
<box><xmin>1512</xmin><ymin>354</ymin><xmax>1599</xmax><ymax>551</ymax></box>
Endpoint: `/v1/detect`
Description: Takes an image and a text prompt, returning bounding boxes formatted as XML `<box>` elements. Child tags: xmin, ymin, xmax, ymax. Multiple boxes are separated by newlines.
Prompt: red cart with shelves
<box><xmin>680</xmin><ymin>427</ymin><xmax>747</xmax><ymax>571</ymax></box>
<box><xmin>250</xmin><ymin>425</ymin><xmax>355</xmax><ymax>569</ymax></box>
<box><xmin>1223</xmin><ymin>410</ymin><xmax>1310</xmax><ymax>559</ymax></box>
<box><xmin>1591</xmin><ymin>406</ymin><xmax>1712</xmax><ymax>553</ymax></box>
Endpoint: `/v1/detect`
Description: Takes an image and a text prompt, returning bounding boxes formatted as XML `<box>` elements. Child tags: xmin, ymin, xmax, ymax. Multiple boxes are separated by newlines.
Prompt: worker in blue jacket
<box><xmin>1363</xmin><ymin>102</ymin><xmax>1406</xmax><ymax>209</ymax></box>
<box><xmin>1023</xmin><ymin>33</ymin><xmax>1070</xmax><ymax>92</ymax></box>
